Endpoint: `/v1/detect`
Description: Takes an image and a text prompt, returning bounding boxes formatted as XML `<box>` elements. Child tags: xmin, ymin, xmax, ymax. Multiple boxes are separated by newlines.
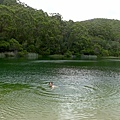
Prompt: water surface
<box><xmin>0</xmin><ymin>59</ymin><xmax>120</xmax><ymax>120</ymax></box>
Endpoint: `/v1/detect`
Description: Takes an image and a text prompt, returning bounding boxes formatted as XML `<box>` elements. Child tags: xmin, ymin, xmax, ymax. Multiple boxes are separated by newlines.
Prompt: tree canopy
<box><xmin>0</xmin><ymin>0</ymin><xmax>120</xmax><ymax>58</ymax></box>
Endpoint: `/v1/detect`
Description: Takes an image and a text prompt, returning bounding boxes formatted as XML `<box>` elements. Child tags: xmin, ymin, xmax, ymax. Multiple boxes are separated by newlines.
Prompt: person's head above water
<box><xmin>49</xmin><ymin>82</ymin><xmax>53</xmax><ymax>87</ymax></box>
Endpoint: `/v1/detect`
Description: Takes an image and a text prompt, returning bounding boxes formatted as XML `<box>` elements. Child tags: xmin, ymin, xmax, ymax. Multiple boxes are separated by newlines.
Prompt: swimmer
<box><xmin>49</xmin><ymin>82</ymin><xmax>53</xmax><ymax>87</ymax></box>
<box><xmin>49</xmin><ymin>82</ymin><xmax>56</xmax><ymax>89</ymax></box>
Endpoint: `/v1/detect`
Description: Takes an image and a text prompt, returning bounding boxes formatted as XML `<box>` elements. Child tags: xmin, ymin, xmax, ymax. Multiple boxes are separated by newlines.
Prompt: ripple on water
<box><xmin>0</xmin><ymin>82</ymin><xmax>30</xmax><ymax>119</ymax></box>
<box><xmin>0</xmin><ymin>59</ymin><xmax>120</xmax><ymax>120</ymax></box>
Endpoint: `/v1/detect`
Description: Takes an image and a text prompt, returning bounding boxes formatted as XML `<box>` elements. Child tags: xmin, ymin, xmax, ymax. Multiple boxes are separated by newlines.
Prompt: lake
<box><xmin>0</xmin><ymin>59</ymin><xmax>120</xmax><ymax>120</ymax></box>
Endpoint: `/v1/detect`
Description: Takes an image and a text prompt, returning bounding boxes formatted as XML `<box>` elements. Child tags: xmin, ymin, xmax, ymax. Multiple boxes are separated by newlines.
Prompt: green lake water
<box><xmin>0</xmin><ymin>59</ymin><xmax>120</xmax><ymax>120</ymax></box>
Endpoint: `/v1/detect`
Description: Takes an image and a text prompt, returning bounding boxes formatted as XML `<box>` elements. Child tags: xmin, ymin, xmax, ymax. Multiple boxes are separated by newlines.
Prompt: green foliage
<box><xmin>0</xmin><ymin>1</ymin><xmax>120</xmax><ymax>58</ymax></box>
<box><xmin>17</xmin><ymin>50</ymin><xmax>27</xmax><ymax>57</ymax></box>
<box><xmin>0</xmin><ymin>40</ymin><xmax>10</xmax><ymax>52</ymax></box>
<box><xmin>64</xmin><ymin>50</ymin><xmax>72</xmax><ymax>58</ymax></box>
<box><xmin>0</xmin><ymin>0</ymin><xmax>4</xmax><ymax>4</ymax></box>
<box><xmin>2</xmin><ymin>0</ymin><xmax>17</xmax><ymax>5</ymax></box>
<box><xmin>27</xmin><ymin>44</ymin><xmax>36</xmax><ymax>52</ymax></box>
<box><xmin>9</xmin><ymin>38</ymin><xmax>22</xmax><ymax>51</ymax></box>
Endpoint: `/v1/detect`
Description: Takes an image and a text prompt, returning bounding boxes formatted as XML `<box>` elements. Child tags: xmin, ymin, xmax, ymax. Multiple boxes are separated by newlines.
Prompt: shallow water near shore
<box><xmin>0</xmin><ymin>59</ymin><xmax>120</xmax><ymax>120</ymax></box>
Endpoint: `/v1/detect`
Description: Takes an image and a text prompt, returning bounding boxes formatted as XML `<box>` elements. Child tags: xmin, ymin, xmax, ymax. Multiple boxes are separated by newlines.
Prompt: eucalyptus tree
<box><xmin>0</xmin><ymin>5</ymin><xmax>15</xmax><ymax>40</ymax></box>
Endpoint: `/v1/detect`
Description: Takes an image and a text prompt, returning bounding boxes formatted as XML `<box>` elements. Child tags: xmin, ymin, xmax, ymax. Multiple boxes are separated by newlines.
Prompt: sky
<box><xmin>19</xmin><ymin>0</ymin><xmax>120</xmax><ymax>21</ymax></box>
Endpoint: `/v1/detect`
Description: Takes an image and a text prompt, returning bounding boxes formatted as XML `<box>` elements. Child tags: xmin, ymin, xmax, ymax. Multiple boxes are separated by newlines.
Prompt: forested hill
<box><xmin>0</xmin><ymin>0</ymin><xmax>120</xmax><ymax>57</ymax></box>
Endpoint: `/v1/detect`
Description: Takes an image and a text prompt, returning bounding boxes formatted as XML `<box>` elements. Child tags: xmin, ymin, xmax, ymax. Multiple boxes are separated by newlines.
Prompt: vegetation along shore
<box><xmin>0</xmin><ymin>0</ymin><xmax>120</xmax><ymax>59</ymax></box>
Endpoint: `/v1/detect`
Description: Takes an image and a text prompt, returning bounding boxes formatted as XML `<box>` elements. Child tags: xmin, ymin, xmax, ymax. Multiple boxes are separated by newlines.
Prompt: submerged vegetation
<box><xmin>0</xmin><ymin>0</ymin><xmax>120</xmax><ymax>59</ymax></box>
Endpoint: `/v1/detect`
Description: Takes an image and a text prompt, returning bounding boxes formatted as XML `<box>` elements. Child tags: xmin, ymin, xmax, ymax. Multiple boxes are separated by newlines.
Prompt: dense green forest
<box><xmin>0</xmin><ymin>0</ymin><xmax>120</xmax><ymax>58</ymax></box>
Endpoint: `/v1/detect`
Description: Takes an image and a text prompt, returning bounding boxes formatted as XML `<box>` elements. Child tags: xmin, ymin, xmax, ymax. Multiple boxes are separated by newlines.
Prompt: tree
<box><xmin>8</xmin><ymin>38</ymin><xmax>22</xmax><ymax>52</ymax></box>
<box><xmin>0</xmin><ymin>1</ymin><xmax>120</xmax><ymax>57</ymax></box>
<box><xmin>2</xmin><ymin>0</ymin><xmax>17</xmax><ymax>5</ymax></box>
<box><xmin>0</xmin><ymin>0</ymin><xmax>4</xmax><ymax>4</ymax></box>
<box><xmin>0</xmin><ymin>40</ymin><xmax>9</xmax><ymax>52</ymax></box>
<box><xmin>0</xmin><ymin>5</ymin><xmax>15</xmax><ymax>39</ymax></box>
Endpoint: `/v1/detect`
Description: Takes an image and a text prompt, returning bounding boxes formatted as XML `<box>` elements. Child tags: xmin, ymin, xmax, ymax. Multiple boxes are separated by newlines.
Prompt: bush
<box><xmin>17</xmin><ymin>50</ymin><xmax>28</xmax><ymax>57</ymax></box>
<box><xmin>64</xmin><ymin>51</ymin><xmax>72</xmax><ymax>58</ymax></box>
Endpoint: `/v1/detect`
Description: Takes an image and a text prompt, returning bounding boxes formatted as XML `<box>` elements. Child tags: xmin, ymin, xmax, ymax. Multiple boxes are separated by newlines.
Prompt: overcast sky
<box><xmin>20</xmin><ymin>0</ymin><xmax>120</xmax><ymax>21</ymax></box>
